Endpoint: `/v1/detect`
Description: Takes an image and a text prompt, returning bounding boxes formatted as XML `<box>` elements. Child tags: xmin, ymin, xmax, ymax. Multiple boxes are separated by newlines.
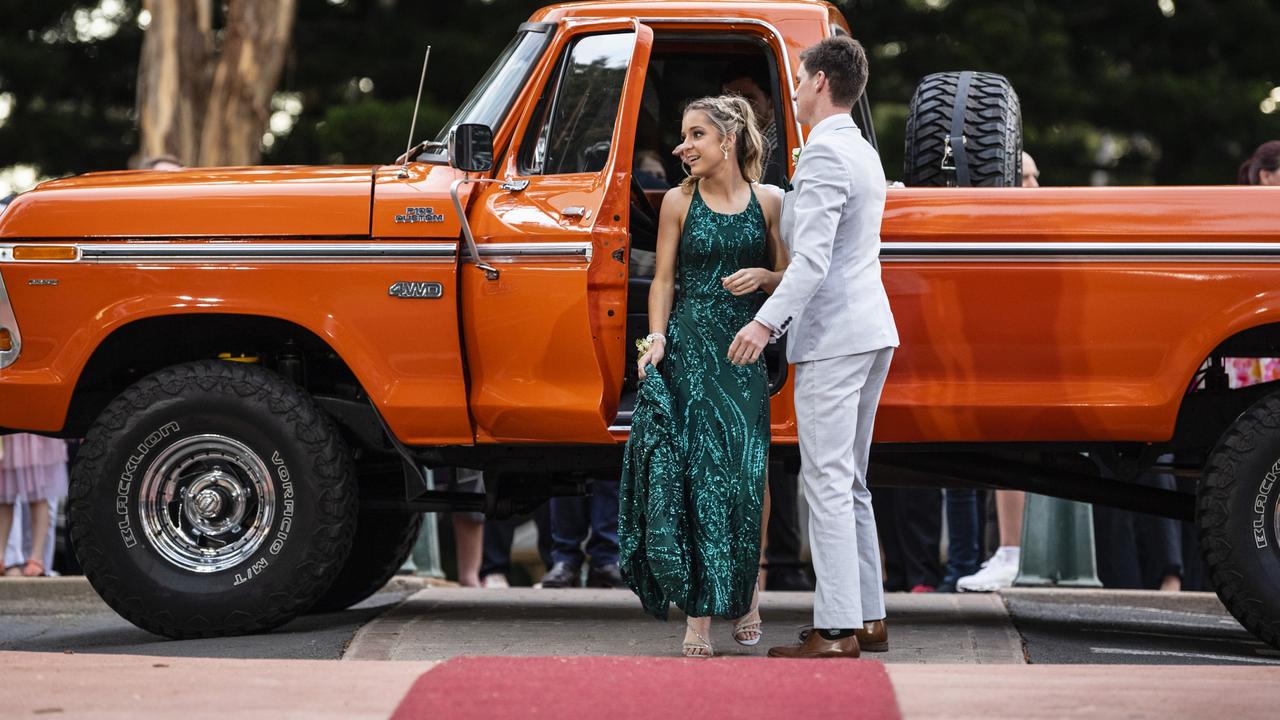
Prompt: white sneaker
<box><xmin>956</xmin><ymin>546</ymin><xmax>1020</xmax><ymax>592</ymax></box>
<box><xmin>481</xmin><ymin>573</ymin><xmax>510</xmax><ymax>589</ymax></box>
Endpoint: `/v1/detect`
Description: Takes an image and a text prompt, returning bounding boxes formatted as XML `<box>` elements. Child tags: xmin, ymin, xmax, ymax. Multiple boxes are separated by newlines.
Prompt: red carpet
<box><xmin>390</xmin><ymin>656</ymin><xmax>901</xmax><ymax>719</ymax></box>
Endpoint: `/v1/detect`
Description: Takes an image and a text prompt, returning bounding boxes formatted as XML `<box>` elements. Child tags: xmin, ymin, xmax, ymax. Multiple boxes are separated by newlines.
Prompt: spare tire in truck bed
<box><xmin>904</xmin><ymin>71</ymin><xmax>1022</xmax><ymax>187</ymax></box>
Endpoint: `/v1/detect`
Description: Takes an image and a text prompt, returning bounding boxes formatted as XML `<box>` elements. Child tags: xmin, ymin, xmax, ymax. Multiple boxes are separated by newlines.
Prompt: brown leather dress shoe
<box><xmin>797</xmin><ymin>619</ymin><xmax>889</xmax><ymax>652</ymax></box>
<box><xmin>857</xmin><ymin>619</ymin><xmax>889</xmax><ymax>652</ymax></box>
<box><xmin>768</xmin><ymin>630</ymin><xmax>861</xmax><ymax>658</ymax></box>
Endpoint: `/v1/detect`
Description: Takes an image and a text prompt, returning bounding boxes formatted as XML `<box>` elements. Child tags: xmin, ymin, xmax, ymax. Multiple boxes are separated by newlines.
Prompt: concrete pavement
<box><xmin>887</xmin><ymin>665</ymin><xmax>1280</xmax><ymax>719</ymax></box>
<box><xmin>6</xmin><ymin>578</ymin><xmax>1280</xmax><ymax>718</ymax></box>
<box><xmin>0</xmin><ymin>651</ymin><xmax>431</xmax><ymax>719</ymax></box>
<box><xmin>4</xmin><ymin>651</ymin><xmax>1279</xmax><ymax>719</ymax></box>
<box><xmin>1002</xmin><ymin>587</ymin><xmax>1279</xmax><ymax>665</ymax></box>
<box><xmin>344</xmin><ymin>587</ymin><xmax>1026</xmax><ymax>662</ymax></box>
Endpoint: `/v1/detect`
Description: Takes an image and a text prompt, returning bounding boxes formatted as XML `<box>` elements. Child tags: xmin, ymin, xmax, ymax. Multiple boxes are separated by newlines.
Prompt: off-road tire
<box><xmin>904</xmin><ymin>71</ymin><xmax>1022</xmax><ymax>187</ymax></box>
<box><xmin>308</xmin><ymin>509</ymin><xmax>422</xmax><ymax>613</ymax></box>
<box><xmin>68</xmin><ymin>360</ymin><xmax>357</xmax><ymax>639</ymax></box>
<box><xmin>1198</xmin><ymin>392</ymin><xmax>1280</xmax><ymax>649</ymax></box>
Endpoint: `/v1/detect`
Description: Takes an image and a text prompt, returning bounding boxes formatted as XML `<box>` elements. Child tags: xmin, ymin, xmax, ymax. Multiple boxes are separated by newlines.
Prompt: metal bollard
<box><xmin>1014</xmin><ymin>493</ymin><xmax>1102</xmax><ymax>587</ymax></box>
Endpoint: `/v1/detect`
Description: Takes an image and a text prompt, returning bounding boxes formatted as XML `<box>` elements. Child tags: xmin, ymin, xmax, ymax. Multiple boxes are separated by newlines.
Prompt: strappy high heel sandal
<box><xmin>682</xmin><ymin>622</ymin><xmax>715</xmax><ymax>658</ymax></box>
<box><xmin>732</xmin><ymin>604</ymin><xmax>763</xmax><ymax>646</ymax></box>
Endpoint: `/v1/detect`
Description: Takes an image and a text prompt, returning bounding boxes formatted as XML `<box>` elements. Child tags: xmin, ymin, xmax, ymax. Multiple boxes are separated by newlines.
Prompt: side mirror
<box><xmin>449</xmin><ymin>123</ymin><xmax>494</xmax><ymax>173</ymax></box>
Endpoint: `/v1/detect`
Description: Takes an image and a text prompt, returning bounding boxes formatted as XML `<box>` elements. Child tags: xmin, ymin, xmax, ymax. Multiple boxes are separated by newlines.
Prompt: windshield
<box><xmin>422</xmin><ymin>26</ymin><xmax>553</xmax><ymax>160</ymax></box>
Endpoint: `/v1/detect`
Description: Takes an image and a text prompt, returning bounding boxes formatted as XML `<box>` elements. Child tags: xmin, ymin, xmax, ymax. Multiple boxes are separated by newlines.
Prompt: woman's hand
<box><xmin>637</xmin><ymin>339</ymin><xmax>666</xmax><ymax>379</ymax></box>
<box><xmin>722</xmin><ymin>268</ymin><xmax>772</xmax><ymax>296</ymax></box>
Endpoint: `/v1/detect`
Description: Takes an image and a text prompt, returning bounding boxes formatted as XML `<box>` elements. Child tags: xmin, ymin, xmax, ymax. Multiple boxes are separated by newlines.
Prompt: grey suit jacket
<box><xmin>755</xmin><ymin>114</ymin><xmax>899</xmax><ymax>363</ymax></box>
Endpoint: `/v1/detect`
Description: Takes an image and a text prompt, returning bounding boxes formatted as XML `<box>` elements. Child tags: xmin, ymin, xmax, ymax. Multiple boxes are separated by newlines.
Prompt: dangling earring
<box><xmin>721</xmin><ymin>144</ymin><xmax>730</xmax><ymax>160</ymax></box>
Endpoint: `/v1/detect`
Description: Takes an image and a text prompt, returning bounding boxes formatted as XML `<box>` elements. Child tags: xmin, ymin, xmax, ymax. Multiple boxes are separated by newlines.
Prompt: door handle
<box><xmin>561</xmin><ymin>206</ymin><xmax>590</xmax><ymax>220</ymax></box>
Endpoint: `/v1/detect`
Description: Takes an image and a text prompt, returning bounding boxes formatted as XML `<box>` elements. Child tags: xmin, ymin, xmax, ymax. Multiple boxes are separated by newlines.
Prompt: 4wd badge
<box><xmin>395</xmin><ymin>207</ymin><xmax>445</xmax><ymax>224</ymax></box>
<box><xmin>389</xmin><ymin>281</ymin><xmax>444</xmax><ymax>299</ymax></box>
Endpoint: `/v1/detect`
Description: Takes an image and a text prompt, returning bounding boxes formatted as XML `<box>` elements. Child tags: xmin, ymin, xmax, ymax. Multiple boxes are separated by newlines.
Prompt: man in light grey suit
<box><xmin>728</xmin><ymin>36</ymin><xmax>898</xmax><ymax>659</ymax></box>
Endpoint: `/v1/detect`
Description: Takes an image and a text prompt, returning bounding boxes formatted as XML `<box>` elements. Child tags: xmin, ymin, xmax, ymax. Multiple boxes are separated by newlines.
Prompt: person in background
<box><xmin>480</xmin><ymin>504</ymin><xmax>552</xmax><ymax>588</ymax></box>
<box><xmin>542</xmin><ymin>476</ymin><xmax>624</xmax><ymax>589</ymax></box>
<box><xmin>138</xmin><ymin>153</ymin><xmax>183</xmax><ymax>171</ymax></box>
<box><xmin>435</xmin><ymin>467</ymin><xmax>485</xmax><ymax>587</ymax></box>
<box><xmin>721</xmin><ymin>61</ymin><xmax>781</xmax><ymax>186</ymax></box>
<box><xmin>874</xmin><ymin>486</ymin><xmax>943</xmax><ymax>593</ymax></box>
<box><xmin>762</xmin><ymin>459</ymin><xmax>814</xmax><ymax>591</ymax></box>
<box><xmin>938</xmin><ymin>486</ymin><xmax>982</xmax><ymax>593</ymax></box>
<box><xmin>956</xmin><ymin>150</ymin><xmax>1040</xmax><ymax>593</ymax></box>
<box><xmin>1238</xmin><ymin>140</ymin><xmax>1279</xmax><ymax>186</ymax></box>
<box><xmin>634</xmin><ymin>149</ymin><xmax>670</xmax><ymax>190</ymax></box>
<box><xmin>1225</xmin><ymin>143</ymin><xmax>1280</xmax><ymax>387</ymax></box>
<box><xmin>956</xmin><ymin>489</ymin><xmax>1025</xmax><ymax>592</ymax></box>
<box><xmin>1</xmin><ymin>435</ymin><xmax>69</xmax><ymax>577</ymax></box>
<box><xmin>1021</xmin><ymin>150</ymin><xmax>1040</xmax><ymax>187</ymax></box>
<box><xmin>1092</xmin><ymin>460</ymin><xmax>1185</xmax><ymax>592</ymax></box>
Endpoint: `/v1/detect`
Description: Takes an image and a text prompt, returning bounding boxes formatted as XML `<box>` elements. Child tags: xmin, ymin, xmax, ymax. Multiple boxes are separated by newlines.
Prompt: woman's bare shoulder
<box><xmin>660</xmin><ymin>185</ymin><xmax>695</xmax><ymax>220</ymax></box>
<box><xmin>754</xmin><ymin>183</ymin><xmax>783</xmax><ymax>218</ymax></box>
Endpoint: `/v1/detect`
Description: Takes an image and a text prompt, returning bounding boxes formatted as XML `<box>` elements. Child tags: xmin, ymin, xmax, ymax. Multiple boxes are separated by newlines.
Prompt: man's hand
<box><xmin>722</xmin><ymin>268</ymin><xmax>770</xmax><ymax>296</ymax></box>
<box><xmin>728</xmin><ymin>320</ymin><xmax>772</xmax><ymax>366</ymax></box>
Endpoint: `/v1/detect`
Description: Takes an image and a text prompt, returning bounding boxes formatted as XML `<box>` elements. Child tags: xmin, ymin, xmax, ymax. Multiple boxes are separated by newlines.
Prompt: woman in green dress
<box><xmin>620</xmin><ymin>95</ymin><xmax>788</xmax><ymax>657</ymax></box>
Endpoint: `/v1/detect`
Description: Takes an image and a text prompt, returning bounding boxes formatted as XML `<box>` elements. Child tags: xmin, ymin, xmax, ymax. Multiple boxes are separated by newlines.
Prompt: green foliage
<box><xmin>842</xmin><ymin>0</ymin><xmax>1280</xmax><ymax>184</ymax></box>
<box><xmin>1</xmin><ymin>0</ymin><xmax>1276</xmax><ymax>186</ymax></box>
<box><xmin>0</xmin><ymin>0</ymin><xmax>145</xmax><ymax>180</ymax></box>
<box><xmin>284</xmin><ymin>97</ymin><xmax>447</xmax><ymax>166</ymax></box>
<box><xmin>264</xmin><ymin>0</ymin><xmax>546</xmax><ymax>165</ymax></box>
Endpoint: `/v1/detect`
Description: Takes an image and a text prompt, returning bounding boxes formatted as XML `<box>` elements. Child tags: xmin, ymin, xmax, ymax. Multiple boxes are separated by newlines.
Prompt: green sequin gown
<box><xmin>620</xmin><ymin>184</ymin><xmax>770</xmax><ymax>621</ymax></box>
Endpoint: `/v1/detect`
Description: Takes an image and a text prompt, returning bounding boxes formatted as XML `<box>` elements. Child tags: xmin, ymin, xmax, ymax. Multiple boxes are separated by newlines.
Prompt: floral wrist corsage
<box><xmin>636</xmin><ymin>332</ymin><xmax>666</xmax><ymax>363</ymax></box>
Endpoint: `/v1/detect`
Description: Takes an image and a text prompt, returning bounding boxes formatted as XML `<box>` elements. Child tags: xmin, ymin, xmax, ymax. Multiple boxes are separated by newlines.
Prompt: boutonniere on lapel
<box><xmin>781</xmin><ymin>147</ymin><xmax>801</xmax><ymax>191</ymax></box>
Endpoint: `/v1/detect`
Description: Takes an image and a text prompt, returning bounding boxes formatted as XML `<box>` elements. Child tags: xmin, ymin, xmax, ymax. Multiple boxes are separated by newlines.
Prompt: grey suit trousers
<box><xmin>795</xmin><ymin>346</ymin><xmax>893</xmax><ymax>628</ymax></box>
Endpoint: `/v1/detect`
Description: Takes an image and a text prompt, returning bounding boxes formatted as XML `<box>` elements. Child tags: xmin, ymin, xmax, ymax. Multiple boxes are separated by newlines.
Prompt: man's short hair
<box><xmin>799</xmin><ymin>36</ymin><xmax>869</xmax><ymax>108</ymax></box>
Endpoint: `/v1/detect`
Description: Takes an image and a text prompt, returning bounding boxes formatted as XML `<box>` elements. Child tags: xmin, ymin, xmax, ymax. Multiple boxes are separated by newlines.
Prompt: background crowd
<box><xmin>3</xmin><ymin>0</ymin><xmax>1279</xmax><ymax>194</ymax></box>
<box><xmin>1</xmin><ymin>2</ymin><xmax>1277</xmax><ymax>596</ymax></box>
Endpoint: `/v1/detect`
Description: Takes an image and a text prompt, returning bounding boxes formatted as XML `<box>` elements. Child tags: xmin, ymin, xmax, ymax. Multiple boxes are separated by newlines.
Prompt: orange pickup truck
<box><xmin>2</xmin><ymin>0</ymin><xmax>1280</xmax><ymax>645</ymax></box>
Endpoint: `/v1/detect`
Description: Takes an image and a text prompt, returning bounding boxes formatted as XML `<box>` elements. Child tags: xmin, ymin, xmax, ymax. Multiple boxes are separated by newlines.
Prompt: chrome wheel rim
<box><xmin>138</xmin><ymin>434</ymin><xmax>275</xmax><ymax>573</ymax></box>
<box><xmin>1274</xmin><ymin>494</ymin><xmax>1280</xmax><ymax>550</ymax></box>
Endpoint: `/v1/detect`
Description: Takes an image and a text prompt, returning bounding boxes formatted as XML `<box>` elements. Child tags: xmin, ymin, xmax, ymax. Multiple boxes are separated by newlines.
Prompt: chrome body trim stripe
<box><xmin>0</xmin><ymin>242</ymin><xmax>457</xmax><ymax>263</ymax></box>
<box><xmin>7</xmin><ymin>241</ymin><xmax>1280</xmax><ymax>264</ymax></box>
<box><xmin>0</xmin><ymin>240</ymin><xmax>592</xmax><ymax>264</ymax></box>
<box><xmin>0</xmin><ymin>268</ymin><xmax>21</xmax><ymax>369</ymax></box>
<box><xmin>80</xmin><ymin>242</ymin><xmax>458</xmax><ymax>262</ymax></box>
<box><xmin>880</xmin><ymin>242</ymin><xmax>1280</xmax><ymax>262</ymax></box>
<box><xmin>476</xmin><ymin>242</ymin><xmax>593</xmax><ymax>263</ymax></box>
<box><xmin>638</xmin><ymin>17</ymin><xmax>803</xmax><ymax>151</ymax></box>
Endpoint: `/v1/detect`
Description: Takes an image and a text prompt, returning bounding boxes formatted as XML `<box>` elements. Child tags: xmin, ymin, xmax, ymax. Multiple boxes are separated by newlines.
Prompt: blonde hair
<box><xmin>679</xmin><ymin>94</ymin><xmax>765</xmax><ymax>191</ymax></box>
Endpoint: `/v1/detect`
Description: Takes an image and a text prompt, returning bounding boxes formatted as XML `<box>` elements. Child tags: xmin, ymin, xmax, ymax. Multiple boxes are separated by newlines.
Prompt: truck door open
<box><xmin>460</xmin><ymin>20</ymin><xmax>653</xmax><ymax>443</ymax></box>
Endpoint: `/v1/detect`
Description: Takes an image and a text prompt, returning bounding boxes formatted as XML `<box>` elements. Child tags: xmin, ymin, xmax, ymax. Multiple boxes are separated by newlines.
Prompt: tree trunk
<box><xmin>136</xmin><ymin>0</ymin><xmax>297</xmax><ymax>167</ymax></box>
<box><xmin>199</xmin><ymin>0</ymin><xmax>298</xmax><ymax>166</ymax></box>
<box><xmin>136</xmin><ymin>0</ymin><xmax>213</xmax><ymax>166</ymax></box>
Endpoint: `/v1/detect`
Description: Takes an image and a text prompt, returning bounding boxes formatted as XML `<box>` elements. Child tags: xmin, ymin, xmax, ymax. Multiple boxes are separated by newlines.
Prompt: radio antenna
<box><xmin>399</xmin><ymin>46</ymin><xmax>431</xmax><ymax>179</ymax></box>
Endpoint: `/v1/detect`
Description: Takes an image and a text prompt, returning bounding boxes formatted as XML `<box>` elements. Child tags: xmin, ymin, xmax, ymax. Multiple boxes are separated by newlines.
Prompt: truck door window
<box><xmin>519</xmin><ymin>32</ymin><xmax>637</xmax><ymax>176</ymax></box>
